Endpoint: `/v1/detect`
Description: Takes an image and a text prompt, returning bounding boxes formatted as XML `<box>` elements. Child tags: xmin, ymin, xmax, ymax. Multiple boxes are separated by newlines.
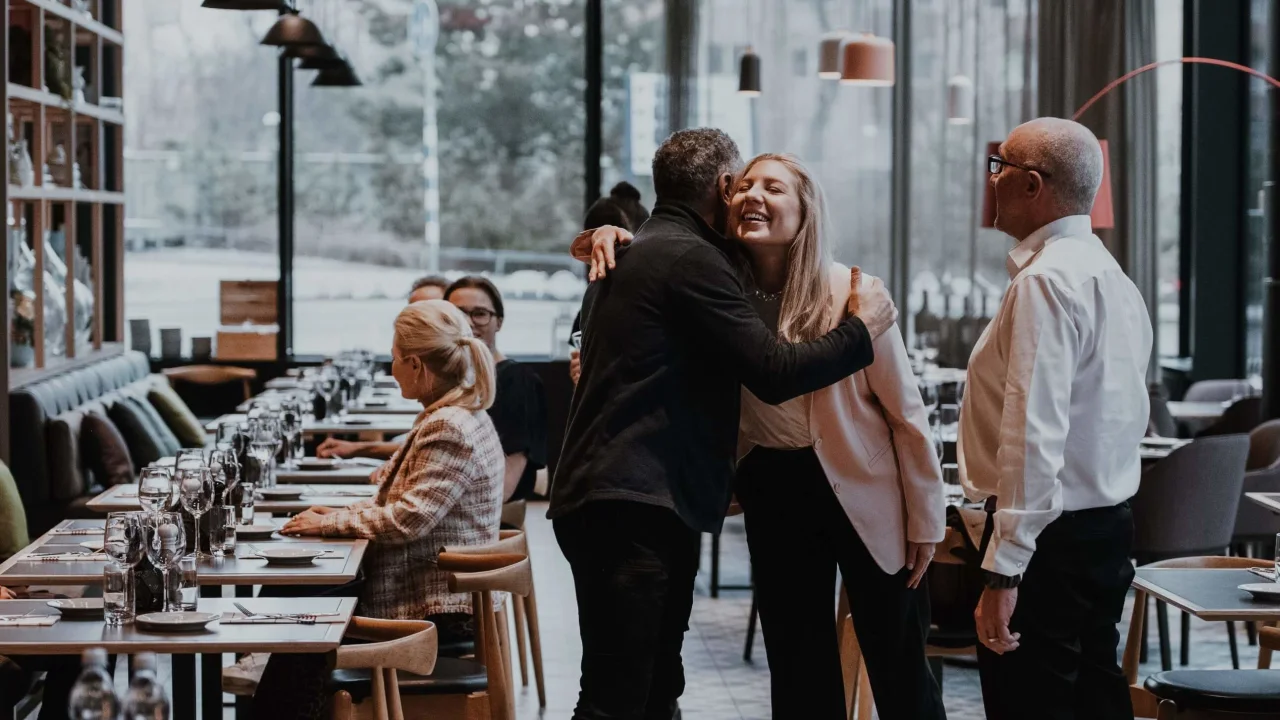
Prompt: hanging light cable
<box><xmin>946</xmin><ymin>0</ymin><xmax>974</xmax><ymax>123</ymax></box>
<box><xmin>738</xmin><ymin>0</ymin><xmax>762</xmax><ymax>96</ymax></box>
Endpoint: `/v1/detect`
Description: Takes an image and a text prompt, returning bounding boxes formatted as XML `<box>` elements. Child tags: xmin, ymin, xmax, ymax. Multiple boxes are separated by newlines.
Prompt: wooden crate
<box><xmin>220</xmin><ymin>281</ymin><xmax>278</xmax><ymax>325</ymax></box>
<box><xmin>215</xmin><ymin>328</ymin><xmax>277</xmax><ymax>361</ymax></box>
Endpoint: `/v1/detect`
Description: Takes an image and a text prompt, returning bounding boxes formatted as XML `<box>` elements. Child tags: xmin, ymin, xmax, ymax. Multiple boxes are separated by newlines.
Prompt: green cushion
<box><xmin>0</xmin><ymin>462</ymin><xmax>29</xmax><ymax>560</ymax></box>
<box><xmin>148</xmin><ymin>384</ymin><xmax>206</xmax><ymax>448</ymax></box>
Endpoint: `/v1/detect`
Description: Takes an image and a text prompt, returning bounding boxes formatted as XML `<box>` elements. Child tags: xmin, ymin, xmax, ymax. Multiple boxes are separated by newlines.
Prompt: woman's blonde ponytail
<box><xmin>394</xmin><ymin>300</ymin><xmax>497</xmax><ymax>413</ymax></box>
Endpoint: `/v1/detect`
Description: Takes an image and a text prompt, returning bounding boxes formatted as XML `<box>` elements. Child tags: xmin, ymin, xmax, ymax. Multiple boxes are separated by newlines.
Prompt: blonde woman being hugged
<box><xmin>251</xmin><ymin>300</ymin><xmax>505</xmax><ymax>720</ymax></box>
<box><xmin>582</xmin><ymin>154</ymin><xmax>946</xmax><ymax>719</ymax></box>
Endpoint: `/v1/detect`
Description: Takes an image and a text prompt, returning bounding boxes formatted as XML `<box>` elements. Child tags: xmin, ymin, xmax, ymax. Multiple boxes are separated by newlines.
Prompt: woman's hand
<box><xmin>0</xmin><ymin>586</ymin><xmax>16</xmax><ymax>600</ymax></box>
<box><xmin>573</xmin><ymin>225</ymin><xmax>634</xmax><ymax>282</ymax></box>
<box><xmin>317</xmin><ymin>439</ymin><xmax>358</xmax><ymax>459</ymax></box>
<box><xmin>569</xmin><ymin>349</ymin><xmax>582</xmax><ymax>386</ymax></box>
<box><xmin>904</xmin><ymin>542</ymin><xmax>935</xmax><ymax>589</ymax></box>
<box><xmin>280</xmin><ymin>510</ymin><xmax>327</xmax><ymax>536</ymax></box>
<box><xmin>306</xmin><ymin>505</ymin><xmax>339</xmax><ymax>516</ymax></box>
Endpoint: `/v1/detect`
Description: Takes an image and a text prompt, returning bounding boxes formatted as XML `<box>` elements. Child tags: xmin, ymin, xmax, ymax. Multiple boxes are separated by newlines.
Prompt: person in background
<box><xmin>960</xmin><ymin>117</ymin><xmax>1151</xmax><ymax>720</ymax></box>
<box><xmin>446</xmin><ymin>276</ymin><xmax>548</xmax><ymax>501</ymax></box>
<box><xmin>252</xmin><ymin>300</ymin><xmax>505</xmax><ymax>720</ymax></box>
<box><xmin>316</xmin><ymin>274</ymin><xmax>453</xmax><ymax>461</ymax></box>
<box><xmin>570</xmin><ymin>182</ymin><xmax>651</xmax><ymax>386</ymax></box>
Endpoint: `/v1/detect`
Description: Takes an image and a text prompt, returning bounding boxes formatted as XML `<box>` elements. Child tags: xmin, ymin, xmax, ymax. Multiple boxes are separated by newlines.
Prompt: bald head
<box><xmin>1004</xmin><ymin>118</ymin><xmax>1103</xmax><ymax>215</ymax></box>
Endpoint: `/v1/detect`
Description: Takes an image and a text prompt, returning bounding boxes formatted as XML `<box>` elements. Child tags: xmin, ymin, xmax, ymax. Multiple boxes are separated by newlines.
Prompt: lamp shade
<box><xmin>294</xmin><ymin>43</ymin><xmax>344</xmax><ymax>69</ymax></box>
<box><xmin>201</xmin><ymin>0</ymin><xmax>286</xmax><ymax>9</ymax></box>
<box><xmin>818</xmin><ymin>31</ymin><xmax>849</xmax><ymax>79</ymax></box>
<box><xmin>261</xmin><ymin>11</ymin><xmax>326</xmax><ymax>48</ymax></box>
<box><xmin>312</xmin><ymin>61</ymin><xmax>362</xmax><ymax>87</ymax></box>
<box><xmin>946</xmin><ymin>75</ymin><xmax>974</xmax><ymax>125</ymax></box>
<box><xmin>980</xmin><ymin>138</ymin><xmax>1115</xmax><ymax>230</ymax></box>
<box><xmin>738</xmin><ymin>48</ymin><xmax>761</xmax><ymax>96</ymax></box>
<box><xmin>840</xmin><ymin>33</ymin><xmax>894</xmax><ymax>86</ymax></box>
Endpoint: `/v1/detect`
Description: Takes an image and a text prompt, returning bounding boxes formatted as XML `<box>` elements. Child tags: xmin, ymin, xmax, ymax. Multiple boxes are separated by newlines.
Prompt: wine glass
<box><xmin>138</xmin><ymin>467</ymin><xmax>173</xmax><ymax>515</ymax></box>
<box><xmin>144</xmin><ymin>512</ymin><xmax>187</xmax><ymax>611</ymax></box>
<box><xmin>280</xmin><ymin>398</ymin><xmax>305</xmax><ymax>468</ymax></box>
<box><xmin>918</xmin><ymin>380</ymin><xmax>940</xmax><ymax>424</ymax></box>
<box><xmin>174</xmin><ymin>448</ymin><xmax>206</xmax><ymax>471</ymax></box>
<box><xmin>248</xmin><ymin>417</ymin><xmax>281</xmax><ymax>487</ymax></box>
<box><xmin>177</xmin><ymin>468</ymin><xmax>214</xmax><ymax>560</ymax></box>
<box><xmin>215</xmin><ymin>421</ymin><xmax>240</xmax><ymax>451</ymax></box>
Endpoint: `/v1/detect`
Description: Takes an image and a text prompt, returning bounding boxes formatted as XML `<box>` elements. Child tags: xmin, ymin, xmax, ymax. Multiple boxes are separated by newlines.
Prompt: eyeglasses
<box><xmin>987</xmin><ymin>155</ymin><xmax>1052</xmax><ymax>178</ymax></box>
<box><xmin>458</xmin><ymin>307</ymin><xmax>499</xmax><ymax>327</ymax></box>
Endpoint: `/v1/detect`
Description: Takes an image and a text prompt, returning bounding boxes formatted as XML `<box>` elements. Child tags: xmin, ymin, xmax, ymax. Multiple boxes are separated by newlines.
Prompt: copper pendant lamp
<box><xmin>818</xmin><ymin>31</ymin><xmax>850</xmax><ymax>79</ymax></box>
<box><xmin>261</xmin><ymin>10</ymin><xmax>326</xmax><ymax>49</ymax></box>
<box><xmin>312</xmin><ymin>60</ymin><xmax>362</xmax><ymax>87</ymax></box>
<box><xmin>840</xmin><ymin>33</ymin><xmax>895</xmax><ymax>86</ymax></box>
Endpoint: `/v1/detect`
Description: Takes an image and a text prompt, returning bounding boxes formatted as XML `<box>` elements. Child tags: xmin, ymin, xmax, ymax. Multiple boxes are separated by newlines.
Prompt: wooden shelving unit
<box><xmin>2</xmin><ymin>0</ymin><xmax>124</xmax><ymax>461</ymax></box>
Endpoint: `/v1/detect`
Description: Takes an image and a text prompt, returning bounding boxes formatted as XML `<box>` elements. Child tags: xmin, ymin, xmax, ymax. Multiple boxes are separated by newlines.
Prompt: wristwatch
<box><xmin>982</xmin><ymin>570</ymin><xmax>1022</xmax><ymax>589</ymax></box>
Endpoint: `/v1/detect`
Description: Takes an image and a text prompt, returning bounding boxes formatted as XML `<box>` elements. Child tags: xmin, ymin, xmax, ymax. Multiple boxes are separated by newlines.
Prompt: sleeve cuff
<box><xmin>320</xmin><ymin>513</ymin><xmax>345</xmax><ymax>538</ymax></box>
<box><xmin>981</xmin><ymin>536</ymin><xmax>1034</xmax><ymax>577</ymax></box>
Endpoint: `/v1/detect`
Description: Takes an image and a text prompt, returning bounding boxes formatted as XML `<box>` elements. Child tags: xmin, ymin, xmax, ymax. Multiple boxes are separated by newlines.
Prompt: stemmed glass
<box><xmin>280</xmin><ymin>398</ymin><xmax>304</xmax><ymax>468</ymax></box>
<box><xmin>176</xmin><ymin>468</ymin><xmax>214</xmax><ymax>560</ymax></box>
<box><xmin>215</xmin><ymin>421</ymin><xmax>240</xmax><ymax>451</ymax></box>
<box><xmin>144</xmin><ymin>512</ymin><xmax>187</xmax><ymax>611</ymax></box>
<box><xmin>174</xmin><ymin>448</ymin><xmax>206</xmax><ymax>471</ymax></box>
<box><xmin>104</xmin><ymin>512</ymin><xmax>146</xmax><ymax>567</ymax></box>
<box><xmin>248</xmin><ymin>417</ymin><xmax>281</xmax><ymax>488</ymax></box>
<box><xmin>138</xmin><ymin>467</ymin><xmax>174</xmax><ymax>515</ymax></box>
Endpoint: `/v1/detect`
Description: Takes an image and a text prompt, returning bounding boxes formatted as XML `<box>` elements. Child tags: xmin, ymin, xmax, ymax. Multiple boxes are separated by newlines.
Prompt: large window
<box><xmin>1245</xmin><ymin>0</ymin><xmax>1272</xmax><ymax>377</ymax></box>
<box><xmin>1156</xmin><ymin>0</ymin><xmax>1183</xmax><ymax>360</ymax></box>
<box><xmin>123</xmin><ymin>3</ymin><xmax>279</xmax><ymax>356</ymax></box>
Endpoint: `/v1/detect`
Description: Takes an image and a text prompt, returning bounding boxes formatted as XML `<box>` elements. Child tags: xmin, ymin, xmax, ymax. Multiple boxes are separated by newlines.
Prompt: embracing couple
<box><xmin>550</xmin><ymin>128</ymin><xmax>947</xmax><ymax>720</ymax></box>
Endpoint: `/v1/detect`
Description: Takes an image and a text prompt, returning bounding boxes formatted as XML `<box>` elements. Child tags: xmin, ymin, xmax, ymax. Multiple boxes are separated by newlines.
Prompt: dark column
<box><xmin>889</xmin><ymin>0</ymin><xmax>911</xmax><ymax>315</ymax></box>
<box><xmin>277</xmin><ymin>33</ymin><xmax>295</xmax><ymax>360</ymax></box>
<box><xmin>584</xmin><ymin>0</ymin><xmax>602</xmax><ymax>211</ymax></box>
<box><xmin>1263</xmin><ymin>3</ymin><xmax>1280</xmax><ymax>420</ymax></box>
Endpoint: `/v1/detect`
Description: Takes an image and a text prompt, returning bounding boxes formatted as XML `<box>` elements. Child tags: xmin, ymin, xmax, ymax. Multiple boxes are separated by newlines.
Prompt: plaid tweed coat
<box><xmin>320</xmin><ymin>405</ymin><xmax>505</xmax><ymax>618</ymax></box>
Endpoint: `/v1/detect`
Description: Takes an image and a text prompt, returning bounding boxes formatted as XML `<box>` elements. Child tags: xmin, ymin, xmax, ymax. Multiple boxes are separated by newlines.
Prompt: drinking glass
<box><xmin>177</xmin><ymin>468</ymin><xmax>214</xmax><ymax>560</ymax></box>
<box><xmin>104</xmin><ymin>512</ymin><xmax>146</xmax><ymax>567</ymax></box>
<box><xmin>238</xmin><ymin>482</ymin><xmax>257</xmax><ymax>525</ymax></box>
<box><xmin>248</xmin><ymin>418</ymin><xmax>281</xmax><ymax>488</ymax></box>
<box><xmin>281</xmin><ymin>398</ymin><xmax>305</xmax><ymax>467</ymax></box>
<box><xmin>103</xmin><ymin>562</ymin><xmax>133</xmax><ymax>625</ymax></box>
<box><xmin>174</xmin><ymin>448</ymin><xmax>206</xmax><ymax>470</ymax></box>
<box><xmin>168</xmin><ymin>556</ymin><xmax>199</xmax><ymax>611</ymax></box>
<box><xmin>210</xmin><ymin>506</ymin><xmax>238</xmax><ymax>557</ymax></box>
<box><xmin>138</xmin><ymin>467</ymin><xmax>173</xmax><ymax>515</ymax></box>
<box><xmin>938</xmin><ymin>404</ymin><xmax>961</xmax><ymax>444</ymax></box>
<box><xmin>919</xmin><ymin>380</ymin><xmax>940</xmax><ymax>422</ymax></box>
<box><xmin>215</xmin><ymin>421</ymin><xmax>240</xmax><ymax>451</ymax></box>
<box><xmin>144</xmin><ymin>512</ymin><xmax>186</xmax><ymax>611</ymax></box>
<box><xmin>209</xmin><ymin>449</ymin><xmax>240</xmax><ymax>497</ymax></box>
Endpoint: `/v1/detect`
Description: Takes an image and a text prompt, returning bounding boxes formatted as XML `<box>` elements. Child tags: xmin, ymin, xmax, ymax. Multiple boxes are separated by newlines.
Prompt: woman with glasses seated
<box><xmin>445</xmin><ymin>276</ymin><xmax>548</xmax><ymax>502</ymax></box>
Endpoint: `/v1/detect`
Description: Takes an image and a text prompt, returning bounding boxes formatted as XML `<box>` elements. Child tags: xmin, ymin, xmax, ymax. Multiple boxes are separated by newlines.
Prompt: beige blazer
<box><xmin>741</xmin><ymin>263</ymin><xmax>946</xmax><ymax>574</ymax></box>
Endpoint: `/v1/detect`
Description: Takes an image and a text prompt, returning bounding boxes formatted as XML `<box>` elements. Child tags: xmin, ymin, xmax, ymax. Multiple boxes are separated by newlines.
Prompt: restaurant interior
<box><xmin>2</xmin><ymin>0</ymin><xmax>1280</xmax><ymax>718</ymax></box>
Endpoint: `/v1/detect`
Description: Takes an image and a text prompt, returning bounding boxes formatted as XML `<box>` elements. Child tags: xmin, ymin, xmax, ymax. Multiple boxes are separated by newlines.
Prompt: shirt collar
<box><xmin>1006</xmin><ymin>215</ymin><xmax>1094</xmax><ymax>279</ymax></box>
<box><xmin>651</xmin><ymin>199</ymin><xmax>734</xmax><ymax>253</ymax></box>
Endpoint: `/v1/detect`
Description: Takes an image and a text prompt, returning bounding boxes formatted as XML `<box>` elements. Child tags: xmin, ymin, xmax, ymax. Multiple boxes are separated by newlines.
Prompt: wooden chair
<box><xmin>329</xmin><ymin>618</ymin><xmax>438</xmax><ymax>720</ymax></box>
<box><xmin>162</xmin><ymin>365</ymin><xmax>257</xmax><ymax>402</ymax></box>
<box><xmin>444</xmin><ymin>530</ymin><xmax>547</xmax><ymax>709</ymax></box>
<box><xmin>500</xmin><ymin>500</ymin><xmax>527</xmax><ymax>530</ymax></box>
<box><xmin>1122</xmin><ymin>556</ymin><xmax>1276</xmax><ymax>719</ymax></box>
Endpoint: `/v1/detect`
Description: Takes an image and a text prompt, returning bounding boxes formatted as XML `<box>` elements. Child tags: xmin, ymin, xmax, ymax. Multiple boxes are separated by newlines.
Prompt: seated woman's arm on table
<box><xmin>287</xmin><ymin>418</ymin><xmax>475</xmax><ymax>544</ymax></box>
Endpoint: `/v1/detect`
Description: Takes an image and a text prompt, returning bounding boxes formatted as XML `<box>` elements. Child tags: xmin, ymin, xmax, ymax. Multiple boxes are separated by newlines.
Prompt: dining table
<box><xmin>237</xmin><ymin>389</ymin><xmax>422</xmax><ymax>416</ymax></box>
<box><xmin>276</xmin><ymin>461</ymin><xmax>382</xmax><ymax>485</ymax></box>
<box><xmin>86</xmin><ymin>483</ymin><xmax>379</xmax><ymax>515</ymax></box>
<box><xmin>205</xmin><ymin>412</ymin><xmax>416</xmax><ymax>438</ymax></box>
<box><xmin>0</xmin><ymin>596</ymin><xmax>356</xmax><ymax>719</ymax></box>
<box><xmin>1167</xmin><ymin>400</ymin><xmax>1229</xmax><ymax>422</ymax></box>
<box><xmin>1246</xmin><ymin>492</ymin><xmax>1280</xmax><ymax>516</ymax></box>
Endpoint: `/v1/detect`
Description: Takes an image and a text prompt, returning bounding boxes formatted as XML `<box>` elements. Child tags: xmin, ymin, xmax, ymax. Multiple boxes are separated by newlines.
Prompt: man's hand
<box><xmin>975</xmin><ymin>587</ymin><xmax>1021</xmax><ymax>655</ymax></box>
<box><xmin>0</xmin><ymin>586</ymin><xmax>15</xmax><ymax>600</ymax></box>
<box><xmin>317</xmin><ymin>439</ymin><xmax>358</xmax><ymax>459</ymax></box>
<box><xmin>904</xmin><ymin>542</ymin><xmax>934</xmax><ymax>589</ymax></box>
<box><xmin>569</xmin><ymin>349</ymin><xmax>582</xmax><ymax>386</ymax></box>
<box><xmin>571</xmin><ymin>225</ymin><xmax>634</xmax><ymax>282</ymax></box>
<box><xmin>849</xmin><ymin>268</ymin><xmax>898</xmax><ymax>338</ymax></box>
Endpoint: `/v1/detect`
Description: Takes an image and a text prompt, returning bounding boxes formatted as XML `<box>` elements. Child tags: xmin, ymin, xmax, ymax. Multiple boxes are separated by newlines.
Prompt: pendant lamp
<box><xmin>201</xmin><ymin>0</ymin><xmax>286</xmax><ymax>9</ymax></box>
<box><xmin>313</xmin><ymin>60</ymin><xmax>362</xmax><ymax>87</ymax></box>
<box><xmin>840</xmin><ymin>33</ymin><xmax>895</xmax><ymax>86</ymax></box>
<box><xmin>738</xmin><ymin>47</ymin><xmax>761</xmax><ymax>96</ymax></box>
<box><xmin>818</xmin><ymin>31</ymin><xmax>849</xmax><ymax>79</ymax></box>
<box><xmin>295</xmin><ymin>43</ymin><xmax>344</xmax><ymax>70</ymax></box>
<box><xmin>261</xmin><ymin>10</ymin><xmax>326</xmax><ymax>49</ymax></box>
<box><xmin>946</xmin><ymin>75</ymin><xmax>974</xmax><ymax>124</ymax></box>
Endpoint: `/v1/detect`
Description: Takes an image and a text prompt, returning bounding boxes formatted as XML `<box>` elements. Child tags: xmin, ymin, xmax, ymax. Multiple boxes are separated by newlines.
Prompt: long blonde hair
<box><xmin>739</xmin><ymin>153</ymin><xmax>832</xmax><ymax>342</ymax></box>
<box><xmin>394</xmin><ymin>300</ymin><xmax>497</xmax><ymax>413</ymax></box>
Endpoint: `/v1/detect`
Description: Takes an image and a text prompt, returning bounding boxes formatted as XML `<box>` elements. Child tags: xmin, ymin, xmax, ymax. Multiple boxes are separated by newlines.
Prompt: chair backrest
<box><xmin>443</xmin><ymin>530</ymin><xmax>528</xmax><ymax>558</ymax></box>
<box><xmin>0</xmin><ymin>461</ymin><xmax>30</xmax><ymax>560</ymax></box>
<box><xmin>441</xmin><ymin>554</ymin><xmax>533</xmax><ymax>597</ymax></box>
<box><xmin>1196</xmin><ymin>397</ymin><xmax>1262</xmax><ymax>438</ymax></box>
<box><xmin>440</xmin><ymin>553</ymin><xmax>529</xmax><ymax>720</ymax></box>
<box><xmin>1184</xmin><ymin>379</ymin><xmax>1253</xmax><ymax>403</ymax></box>
<box><xmin>163</xmin><ymin>365</ymin><xmax>256</xmax><ymax>402</ymax></box>
<box><xmin>335</xmin><ymin>617</ymin><xmax>438</xmax><ymax>676</ymax></box>
<box><xmin>1248</xmin><ymin>419</ymin><xmax>1280</xmax><ymax>470</ymax></box>
<box><xmin>1132</xmin><ymin>434</ymin><xmax>1250</xmax><ymax>559</ymax></box>
<box><xmin>500</xmin><ymin>500</ymin><xmax>527</xmax><ymax>530</ymax></box>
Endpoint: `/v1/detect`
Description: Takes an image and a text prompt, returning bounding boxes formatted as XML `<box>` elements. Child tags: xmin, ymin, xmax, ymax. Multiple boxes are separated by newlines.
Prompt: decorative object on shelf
<box><xmin>818</xmin><ymin>30</ymin><xmax>850</xmax><ymax>79</ymax></box>
<box><xmin>46</xmin><ymin>144</ymin><xmax>70</xmax><ymax>187</ymax></box>
<box><xmin>130</xmin><ymin>319</ymin><xmax>152</xmax><ymax>356</ymax></box>
<box><xmin>73</xmin><ymin>65</ymin><xmax>87</xmax><ymax>104</ymax></box>
<box><xmin>738</xmin><ymin>47</ymin><xmax>761</xmax><ymax>97</ymax></box>
<box><xmin>261</xmin><ymin>10</ymin><xmax>326</xmax><ymax>51</ymax></box>
<box><xmin>15</xmin><ymin>140</ymin><xmax>34</xmax><ymax>186</ymax></box>
<box><xmin>160</xmin><ymin>328</ymin><xmax>183</xmax><ymax>359</ymax></box>
<box><xmin>840</xmin><ymin>32</ymin><xmax>894</xmax><ymax>86</ymax></box>
<box><xmin>42</xmin><ymin>232</ymin><xmax>93</xmax><ymax>352</ymax></box>
<box><xmin>44</xmin><ymin>24</ymin><xmax>72</xmax><ymax>100</ymax></box>
<box><xmin>9</xmin><ymin>290</ymin><xmax>34</xmax><ymax>368</ymax></box>
<box><xmin>312</xmin><ymin>60</ymin><xmax>362</xmax><ymax>87</ymax></box>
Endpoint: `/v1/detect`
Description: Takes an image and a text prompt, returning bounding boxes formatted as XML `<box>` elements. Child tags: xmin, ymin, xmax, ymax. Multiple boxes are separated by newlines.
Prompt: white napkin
<box><xmin>220</xmin><ymin>612</ymin><xmax>345</xmax><ymax>625</ymax></box>
<box><xmin>18</xmin><ymin>552</ymin><xmax>108</xmax><ymax>562</ymax></box>
<box><xmin>0</xmin><ymin>615</ymin><xmax>60</xmax><ymax>627</ymax></box>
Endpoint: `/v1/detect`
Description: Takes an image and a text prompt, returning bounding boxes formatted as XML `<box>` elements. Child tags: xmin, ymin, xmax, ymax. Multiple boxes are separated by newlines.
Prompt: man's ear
<box><xmin>719</xmin><ymin>172</ymin><xmax>734</xmax><ymax>205</ymax></box>
<box><xmin>1025</xmin><ymin>172</ymin><xmax>1044</xmax><ymax>200</ymax></box>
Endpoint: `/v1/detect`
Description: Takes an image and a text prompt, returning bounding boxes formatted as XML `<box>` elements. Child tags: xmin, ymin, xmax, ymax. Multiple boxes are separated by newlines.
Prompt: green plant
<box><xmin>10</xmin><ymin>290</ymin><xmax>34</xmax><ymax>346</ymax></box>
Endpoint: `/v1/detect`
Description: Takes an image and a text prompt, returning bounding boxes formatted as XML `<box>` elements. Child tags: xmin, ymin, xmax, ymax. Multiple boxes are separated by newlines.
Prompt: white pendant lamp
<box><xmin>840</xmin><ymin>32</ymin><xmax>895</xmax><ymax>86</ymax></box>
<box><xmin>818</xmin><ymin>31</ymin><xmax>850</xmax><ymax>79</ymax></box>
<box><xmin>946</xmin><ymin>75</ymin><xmax>974</xmax><ymax>124</ymax></box>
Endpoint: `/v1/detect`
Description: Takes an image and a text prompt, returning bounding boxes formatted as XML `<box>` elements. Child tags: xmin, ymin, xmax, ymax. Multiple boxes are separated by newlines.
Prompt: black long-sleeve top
<box><xmin>548</xmin><ymin>201</ymin><xmax>876</xmax><ymax>533</ymax></box>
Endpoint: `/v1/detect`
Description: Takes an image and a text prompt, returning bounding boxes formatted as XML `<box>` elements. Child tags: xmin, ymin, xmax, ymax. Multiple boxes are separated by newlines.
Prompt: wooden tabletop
<box><xmin>1167</xmin><ymin>400</ymin><xmax>1228</xmax><ymax>421</ymax></box>
<box><xmin>1246</xmin><ymin>492</ymin><xmax>1280</xmax><ymax>515</ymax></box>
<box><xmin>87</xmin><ymin>484</ymin><xmax>378</xmax><ymax>514</ymax></box>
<box><xmin>0</xmin><ymin>519</ymin><xmax>369</xmax><ymax>586</ymax></box>
<box><xmin>1133</xmin><ymin>567</ymin><xmax>1280</xmax><ymax>621</ymax></box>
<box><xmin>0</xmin><ymin>597</ymin><xmax>355</xmax><ymax>655</ymax></box>
<box><xmin>205</xmin><ymin>413</ymin><xmax>415</xmax><ymax>437</ymax></box>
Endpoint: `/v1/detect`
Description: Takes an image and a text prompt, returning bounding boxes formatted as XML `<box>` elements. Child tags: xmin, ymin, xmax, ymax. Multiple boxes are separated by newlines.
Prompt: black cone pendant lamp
<box><xmin>202</xmin><ymin>0</ymin><xmax>286</xmax><ymax>9</ymax></box>
<box><xmin>261</xmin><ymin>10</ymin><xmax>326</xmax><ymax>50</ymax></box>
<box><xmin>294</xmin><ymin>43</ymin><xmax>344</xmax><ymax>70</ymax></box>
<box><xmin>738</xmin><ymin>47</ymin><xmax>761</xmax><ymax>96</ymax></box>
<box><xmin>313</xmin><ymin>60</ymin><xmax>361</xmax><ymax>87</ymax></box>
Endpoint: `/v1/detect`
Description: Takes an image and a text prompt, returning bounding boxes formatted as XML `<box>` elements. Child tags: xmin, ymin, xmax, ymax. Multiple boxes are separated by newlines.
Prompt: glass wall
<box><xmin>1156</xmin><ymin>0</ymin><xmax>1183</xmax><ymax>360</ymax></box>
<box><xmin>123</xmin><ymin>3</ymin><xmax>279</xmax><ymax>357</ymax></box>
<box><xmin>1245</xmin><ymin>0</ymin><xmax>1272</xmax><ymax>377</ymax></box>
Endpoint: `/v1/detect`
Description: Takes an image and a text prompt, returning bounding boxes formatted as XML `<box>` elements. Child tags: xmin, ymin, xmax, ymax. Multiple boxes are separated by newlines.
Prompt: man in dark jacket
<box><xmin>550</xmin><ymin>128</ymin><xmax>898</xmax><ymax>720</ymax></box>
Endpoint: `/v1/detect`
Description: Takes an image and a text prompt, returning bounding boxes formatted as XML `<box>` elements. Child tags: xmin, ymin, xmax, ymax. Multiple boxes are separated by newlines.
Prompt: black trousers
<box><xmin>554</xmin><ymin>500</ymin><xmax>699</xmax><ymax>720</ymax></box>
<box><xmin>736</xmin><ymin>447</ymin><xmax>945</xmax><ymax>720</ymax></box>
<box><xmin>977</xmin><ymin>503</ymin><xmax>1135</xmax><ymax>720</ymax></box>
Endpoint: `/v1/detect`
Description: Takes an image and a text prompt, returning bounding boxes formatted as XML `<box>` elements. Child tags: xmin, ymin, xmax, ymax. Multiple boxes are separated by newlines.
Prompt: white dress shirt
<box><xmin>958</xmin><ymin>215</ymin><xmax>1152</xmax><ymax>577</ymax></box>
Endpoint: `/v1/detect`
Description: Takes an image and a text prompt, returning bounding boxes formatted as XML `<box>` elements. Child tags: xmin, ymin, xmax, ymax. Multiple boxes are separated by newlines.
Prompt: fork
<box><xmin>233</xmin><ymin>602</ymin><xmax>316</xmax><ymax>624</ymax></box>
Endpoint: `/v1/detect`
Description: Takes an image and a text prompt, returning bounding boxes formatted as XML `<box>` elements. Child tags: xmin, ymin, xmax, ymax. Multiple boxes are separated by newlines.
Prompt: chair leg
<box><xmin>1247</xmin><ymin>619</ymin><xmax>1258</xmax><ymax>647</ymax></box>
<box><xmin>1259</xmin><ymin>621</ymin><xmax>1277</xmax><ymax>669</ymax></box>
<box><xmin>1227</xmin><ymin>621</ymin><xmax>1240</xmax><ymax>670</ymax></box>
<box><xmin>331</xmin><ymin>690</ymin><xmax>355</xmax><ymax>720</ymax></box>
<box><xmin>743</xmin><ymin>589</ymin><xmax>759</xmax><ymax>663</ymax></box>
<box><xmin>710</xmin><ymin>532</ymin><xmax>721</xmax><ymax>599</ymax></box>
<box><xmin>524</xmin><ymin>588</ymin><xmax>547</xmax><ymax>709</ymax></box>
<box><xmin>854</xmin><ymin>663</ymin><xmax>873</xmax><ymax>720</ymax></box>
<box><xmin>1156</xmin><ymin>699</ymin><xmax>1178</xmax><ymax>720</ymax></box>
<box><xmin>1156</xmin><ymin>601</ymin><xmax>1172</xmax><ymax>672</ymax></box>
<box><xmin>496</xmin><ymin>602</ymin><xmax>516</xmax><ymax>720</ymax></box>
<box><xmin>511</xmin><ymin>597</ymin><xmax>530</xmax><ymax>687</ymax></box>
<box><xmin>386</xmin><ymin>668</ymin><xmax>404</xmax><ymax>720</ymax></box>
<box><xmin>1140</xmin><ymin>595</ymin><xmax>1150</xmax><ymax>664</ymax></box>
<box><xmin>1179</xmin><ymin>611</ymin><xmax>1190</xmax><ymax>666</ymax></box>
<box><xmin>372</xmin><ymin>665</ymin><xmax>390</xmax><ymax>720</ymax></box>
